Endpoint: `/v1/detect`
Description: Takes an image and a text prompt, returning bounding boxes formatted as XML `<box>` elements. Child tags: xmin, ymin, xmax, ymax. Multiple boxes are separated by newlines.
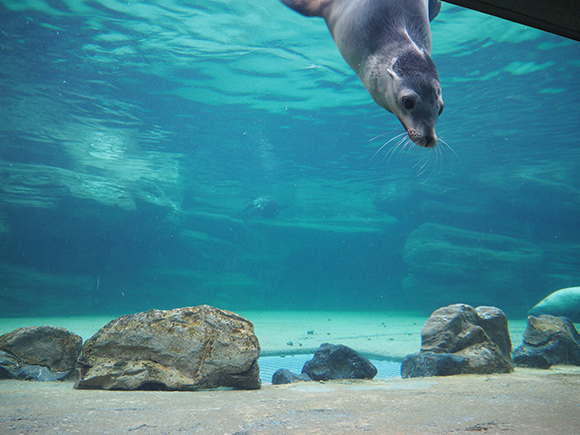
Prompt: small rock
<box><xmin>75</xmin><ymin>305</ymin><xmax>261</xmax><ymax>390</ymax></box>
<box><xmin>513</xmin><ymin>314</ymin><xmax>580</xmax><ymax>369</ymax></box>
<box><xmin>272</xmin><ymin>369</ymin><xmax>312</xmax><ymax>384</ymax></box>
<box><xmin>302</xmin><ymin>343</ymin><xmax>377</xmax><ymax>381</ymax></box>
<box><xmin>0</xmin><ymin>325</ymin><xmax>82</xmax><ymax>381</ymax></box>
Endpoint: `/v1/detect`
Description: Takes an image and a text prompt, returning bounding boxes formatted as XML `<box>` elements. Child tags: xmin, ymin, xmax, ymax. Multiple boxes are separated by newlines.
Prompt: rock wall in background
<box><xmin>402</xmin><ymin>222</ymin><xmax>543</xmax><ymax>310</ymax></box>
<box><xmin>1</xmin><ymin>150</ymin><xmax>578</xmax><ymax>318</ymax></box>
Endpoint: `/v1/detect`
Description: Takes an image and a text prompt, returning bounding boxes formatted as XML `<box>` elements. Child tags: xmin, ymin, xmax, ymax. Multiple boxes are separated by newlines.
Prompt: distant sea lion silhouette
<box><xmin>245</xmin><ymin>196</ymin><xmax>285</xmax><ymax>218</ymax></box>
<box><xmin>529</xmin><ymin>287</ymin><xmax>580</xmax><ymax>321</ymax></box>
<box><xmin>281</xmin><ymin>0</ymin><xmax>444</xmax><ymax>148</ymax></box>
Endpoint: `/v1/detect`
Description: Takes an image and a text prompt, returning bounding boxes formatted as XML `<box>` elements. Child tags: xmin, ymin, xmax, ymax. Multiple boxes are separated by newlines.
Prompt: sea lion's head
<box><xmin>368</xmin><ymin>48</ymin><xmax>444</xmax><ymax>148</ymax></box>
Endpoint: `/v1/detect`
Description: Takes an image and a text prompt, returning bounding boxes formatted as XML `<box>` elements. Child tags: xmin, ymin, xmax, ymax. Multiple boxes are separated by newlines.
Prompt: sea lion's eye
<box><xmin>402</xmin><ymin>97</ymin><xmax>415</xmax><ymax>110</ymax></box>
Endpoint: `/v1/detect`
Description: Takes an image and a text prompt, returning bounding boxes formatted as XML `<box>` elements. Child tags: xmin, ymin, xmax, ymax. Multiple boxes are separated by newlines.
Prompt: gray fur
<box><xmin>281</xmin><ymin>0</ymin><xmax>444</xmax><ymax>148</ymax></box>
<box><xmin>529</xmin><ymin>287</ymin><xmax>580</xmax><ymax>321</ymax></box>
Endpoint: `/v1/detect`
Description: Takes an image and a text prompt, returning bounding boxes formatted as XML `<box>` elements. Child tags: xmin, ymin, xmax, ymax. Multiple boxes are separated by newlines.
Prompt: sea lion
<box><xmin>529</xmin><ymin>287</ymin><xmax>580</xmax><ymax>321</ymax></box>
<box><xmin>281</xmin><ymin>0</ymin><xmax>444</xmax><ymax>148</ymax></box>
<box><xmin>245</xmin><ymin>196</ymin><xmax>285</xmax><ymax>218</ymax></box>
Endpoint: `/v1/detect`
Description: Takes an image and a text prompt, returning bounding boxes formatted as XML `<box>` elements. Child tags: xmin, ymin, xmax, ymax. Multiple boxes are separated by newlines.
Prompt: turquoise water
<box><xmin>0</xmin><ymin>1</ymin><xmax>579</xmax><ymax>318</ymax></box>
<box><xmin>259</xmin><ymin>354</ymin><xmax>401</xmax><ymax>383</ymax></box>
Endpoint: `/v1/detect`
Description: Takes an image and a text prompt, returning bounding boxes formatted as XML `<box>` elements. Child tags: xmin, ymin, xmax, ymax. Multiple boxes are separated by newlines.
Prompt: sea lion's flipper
<box><xmin>428</xmin><ymin>0</ymin><xmax>441</xmax><ymax>22</ymax></box>
<box><xmin>280</xmin><ymin>0</ymin><xmax>330</xmax><ymax>17</ymax></box>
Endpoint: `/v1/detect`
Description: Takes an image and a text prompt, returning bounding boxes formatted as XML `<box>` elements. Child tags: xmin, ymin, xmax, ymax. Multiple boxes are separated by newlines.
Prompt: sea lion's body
<box><xmin>281</xmin><ymin>0</ymin><xmax>444</xmax><ymax>148</ymax></box>
<box><xmin>529</xmin><ymin>287</ymin><xmax>580</xmax><ymax>321</ymax></box>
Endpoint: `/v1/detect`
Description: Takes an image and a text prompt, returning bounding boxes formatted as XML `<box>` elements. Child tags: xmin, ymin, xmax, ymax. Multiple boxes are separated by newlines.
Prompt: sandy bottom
<box><xmin>1</xmin><ymin>311</ymin><xmax>578</xmax><ymax>434</ymax></box>
<box><xmin>1</xmin><ymin>367</ymin><xmax>579</xmax><ymax>434</ymax></box>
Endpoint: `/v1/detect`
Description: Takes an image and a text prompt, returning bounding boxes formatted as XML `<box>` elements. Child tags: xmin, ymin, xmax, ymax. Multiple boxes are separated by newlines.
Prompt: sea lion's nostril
<box><xmin>424</xmin><ymin>135</ymin><xmax>436</xmax><ymax>148</ymax></box>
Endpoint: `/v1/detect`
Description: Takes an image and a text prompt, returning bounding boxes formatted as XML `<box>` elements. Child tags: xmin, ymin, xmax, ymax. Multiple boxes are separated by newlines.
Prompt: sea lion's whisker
<box><xmin>371</xmin><ymin>132</ymin><xmax>407</xmax><ymax>163</ymax></box>
<box><xmin>400</xmin><ymin>137</ymin><xmax>414</xmax><ymax>155</ymax></box>
<box><xmin>422</xmin><ymin>148</ymin><xmax>439</xmax><ymax>182</ymax></box>
<box><xmin>368</xmin><ymin>132</ymin><xmax>392</xmax><ymax>142</ymax></box>
<box><xmin>439</xmin><ymin>137</ymin><xmax>462</xmax><ymax>167</ymax></box>
<box><xmin>413</xmin><ymin>145</ymin><xmax>441</xmax><ymax>180</ymax></box>
<box><xmin>430</xmin><ymin>145</ymin><xmax>443</xmax><ymax>180</ymax></box>
<box><xmin>383</xmin><ymin>142</ymin><xmax>401</xmax><ymax>165</ymax></box>
<box><xmin>386</xmin><ymin>136</ymin><xmax>411</xmax><ymax>165</ymax></box>
<box><xmin>414</xmin><ymin>153</ymin><xmax>431</xmax><ymax>176</ymax></box>
<box><xmin>378</xmin><ymin>133</ymin><xmax>407</xmax><ymax>163</ymax></box>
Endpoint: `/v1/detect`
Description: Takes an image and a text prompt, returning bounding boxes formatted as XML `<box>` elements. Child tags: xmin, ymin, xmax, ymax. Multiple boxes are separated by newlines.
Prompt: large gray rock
<box><xmin>75</xmin><ymin>305</ymin><xmax>261</xmax><ymax>390</ymax></box>
<box><xmin>0</xmin><ymin>325</ymin><xmax>82</xmax><ymax>381</ymax></box>
<box><xmin>402</xmin><ymin>304</ymin><xmax>514</xmax><ymax>377</ymax></box>
<box><xmin>513</xmin><ymin>314</ymin><xmax>580</xmax><ymax>369</ymax></box>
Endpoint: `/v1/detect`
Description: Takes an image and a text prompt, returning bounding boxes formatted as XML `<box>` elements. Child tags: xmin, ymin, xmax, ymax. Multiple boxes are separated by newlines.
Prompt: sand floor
<box><xmin>1</xmin><ymin>367</ymin><xmax>579</xmax><ymax>434</ymax></box>
<box><xmin>1</xmin><ymin>311</ymin><xmax>578</xmax><ymax>434</ymax></box>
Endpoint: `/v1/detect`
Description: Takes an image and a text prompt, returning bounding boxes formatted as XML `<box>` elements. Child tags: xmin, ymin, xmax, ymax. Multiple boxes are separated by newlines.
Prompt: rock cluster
<box><xmin>75</xmin><ymin>305</ymin><xmax>261</xmax><ymax>390</ymax></box>
<box><xmin>402</xmin><ymin>304</ymin><xmax>514</xmax><ymax>378</ymax></box>
<box><xmin>272</xmin><ymin>343</ymin><xmax>377</xmax><ymax>384</ymax></box>
<box><xmin>0</xmin><ymin>325</ymin><xmax>82</xmax><ymax>381</ymax></box>
<box><xmin>513</xmin><ymin>314</ymin><xmax>580</xmax><ymax>369</ymax></box>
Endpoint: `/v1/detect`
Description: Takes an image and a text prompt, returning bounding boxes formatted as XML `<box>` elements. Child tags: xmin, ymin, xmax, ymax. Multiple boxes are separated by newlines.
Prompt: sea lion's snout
<box><xmin>422</xmin><ymin>134</ymin><xmax>437</xmax><ymax>148</ymax></box>
<box><xmin>406</xmin><ymin>129</ymin><xmax>437</xmax><ymax>148</ymax></box>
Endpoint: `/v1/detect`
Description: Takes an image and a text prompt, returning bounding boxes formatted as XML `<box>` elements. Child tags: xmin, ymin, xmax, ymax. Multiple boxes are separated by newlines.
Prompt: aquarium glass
<box><xmin>0</xmin><ymin>0</ymin><xmax>578</xmax><ymax>319</ymax></box>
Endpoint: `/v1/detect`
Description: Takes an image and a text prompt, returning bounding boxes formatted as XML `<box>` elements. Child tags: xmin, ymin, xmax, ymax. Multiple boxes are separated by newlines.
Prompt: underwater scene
<box><xmin>0</xmin><ymin>0</ymin><xmax>579</xmax><ymax>322</ymax></box>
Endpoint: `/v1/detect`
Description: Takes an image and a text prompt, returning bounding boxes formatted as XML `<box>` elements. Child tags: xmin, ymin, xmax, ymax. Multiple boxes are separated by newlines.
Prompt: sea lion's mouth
<box><xmin>406</xmin><ymin>128</ymin><xmax>437</xmax><ymax>148</ymax></box>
